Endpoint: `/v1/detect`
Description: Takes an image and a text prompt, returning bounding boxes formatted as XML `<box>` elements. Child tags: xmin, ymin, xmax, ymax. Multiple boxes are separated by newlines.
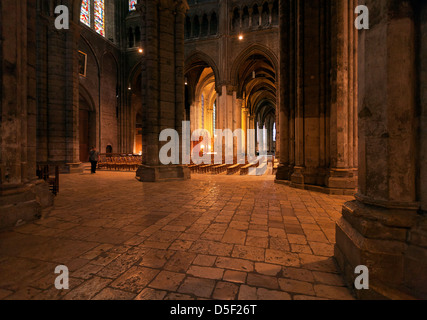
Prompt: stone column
<box><xmin>242</xmin><ymin>106</ymin><xmax>249</xmax><ymax>155</ymax></box>
<box><xmin>258</xmin><ymin>122</ymin><xmax>265</xmax><ymax>155</ymax></box>
<box><xmin>0</xmin><ymin>0</ymin><xmax>53</xmax><ymax>230</ymax></box>
<box><xmin>175</xmin><ymin>2</ymin><xmax>187</xmax><ymax>163</ymax></box>
<box><xmin>335</xmin><ymin>0</ymin><xmax>427</xmax><ymax>299</ymax></box>
<box><xmin>232</xmin><ymin>97</ymin><xmax>243</xmax><ymax>160</ymax></box>
<box><xmin>290</xmin><ymin>0</ymin><xmax>305</xmax><ymax>187</ymax></box>
<box><xmin>136</xmin><ymin>0</ymin><xmax>190</xmax><ymax>182</ymax></box>
<box><xmin>276</xmin><ymin>0</ymin><xmax>291</xmax><ymax>180</ymax></box>
<box><xmin>327</xmin><ymin>0</ymin><xmax>358</xmax><ymax>194</ymax></box>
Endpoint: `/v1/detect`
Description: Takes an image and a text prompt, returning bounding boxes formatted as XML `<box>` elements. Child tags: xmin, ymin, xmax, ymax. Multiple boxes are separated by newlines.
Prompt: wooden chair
<box><xmin>227</xmin><ymin>164</ymin><xmax>243</xmax><ymax>175</ymax></box>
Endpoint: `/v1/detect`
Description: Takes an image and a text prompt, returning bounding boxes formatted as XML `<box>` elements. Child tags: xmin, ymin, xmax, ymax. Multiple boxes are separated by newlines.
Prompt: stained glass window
<box><xmin>94</xmin><ymin>0</ymin><xmax>105</xmax><ymax>37</ymax></box>
<box><xmin>80</xmin><ymin>0</ymin><xmax>90</xmax><ymax>27</ymax></box>
<box><xmin>129</xmin><ymin>0</ymin><xmax>138</xmax><ymax>11</ymax></box>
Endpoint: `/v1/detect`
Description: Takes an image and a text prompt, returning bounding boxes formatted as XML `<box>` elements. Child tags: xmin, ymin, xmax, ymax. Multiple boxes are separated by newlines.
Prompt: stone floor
<box><xmin>0</xmin><ymin>171</ymin><xmax>356</xmax><ymax>300</ymax></box>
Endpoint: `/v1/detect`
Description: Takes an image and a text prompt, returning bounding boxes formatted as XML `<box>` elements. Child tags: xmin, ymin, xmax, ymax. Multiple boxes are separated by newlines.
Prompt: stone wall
<box><xmin>37</xmin><ymin>0</ymin><xmax>123</xmax><ymax>168</ymax></box>
<box><xmin>36</xmin><ymin>0</ymin><xmax>81</xmax><ymax>172</ymax></box>
<box><xmin>79</xmin><ymin>27</ymin><xmax>120</xmax><ymax>156</ymax></box>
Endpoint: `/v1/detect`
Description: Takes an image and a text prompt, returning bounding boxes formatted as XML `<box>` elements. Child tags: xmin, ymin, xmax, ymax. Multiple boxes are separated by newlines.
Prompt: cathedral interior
<box><xmin>0</xmin><ymin>0</ymin><xmax>426</xmax><ymax>301</ymax></box>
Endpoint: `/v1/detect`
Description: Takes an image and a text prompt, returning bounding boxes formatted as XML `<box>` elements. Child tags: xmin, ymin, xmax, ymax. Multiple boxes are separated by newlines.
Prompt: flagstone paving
<box><xmin>0</xmin><ymin>171</ymin><xmax>356</xmax><ymax>300</ymax></box>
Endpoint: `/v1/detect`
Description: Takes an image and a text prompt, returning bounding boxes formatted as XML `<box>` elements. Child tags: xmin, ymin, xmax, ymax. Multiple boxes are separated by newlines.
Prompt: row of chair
<box><xmin>189</xmin><ymin>161</ymin><xmax>264</xmax><ymax>176</ymax></box>
<box><xmin>98</xmin><ymin>154</ymin><xmax>142</xmax><ymax>171</ymax></box>
<box><xmin>96</xmin><ymin>154</ymin><xmax>278</xmax><ymax>174</ymax></box>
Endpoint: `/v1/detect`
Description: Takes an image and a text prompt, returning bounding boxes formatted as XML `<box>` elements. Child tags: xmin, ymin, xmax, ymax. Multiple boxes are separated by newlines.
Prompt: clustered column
<box><xmin>335</xmin><ymin>0</ymin><xmax>427</xmax><ymax>299</ymax></box>
<box><xmin>327</xmin><ymin>0</ymin><xmax>358</xmax><ymax>191</ymax></box>
<box><xmin>276</xmin><ymin>0</ymin><xmax>358</xmax><ymax>195</ymax></box>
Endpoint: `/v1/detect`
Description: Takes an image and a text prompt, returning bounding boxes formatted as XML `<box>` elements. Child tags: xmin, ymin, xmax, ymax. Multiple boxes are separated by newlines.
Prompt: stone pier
<box><xmin>335</xmin><ymin>0</ymin><xmax>427</xmax><ymax>300</ymax></box>
<box><xmin>0</xmin><ymin>0</ymin><xmax>53</xmax><ymax>230</ymax></box>
<box><xmin>136</xmin><ymin>0</ymin><xmax>191</xmax><ymax>182</ymax></box>
<box><xmin>276</xmin><ymin>0</ymin><xmax>358</xmax><ymax>195</ymax></box>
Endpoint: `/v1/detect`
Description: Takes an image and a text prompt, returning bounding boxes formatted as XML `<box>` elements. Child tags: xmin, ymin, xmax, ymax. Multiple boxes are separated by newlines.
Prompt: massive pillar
<box><xmin>277</xmin><ymin>0</ymin><xmax>357</xmax><ymax>195</ymax></box>
<box><xmin>276</xmin><ymin>0</ymin><xmax>292</xmax><ymax>181</ymax></box>
<box><xmin>335</xmin><ymin>0</ymin><xmax>427</xmax><ymax>299</ymax></box>
<box><xmin>36</xmin><ymin>0</ymin><xmax>83</xmax><ymax>173</ymax></box>
<box><xmin>0</xmin><ymin>0</ymin><xmax>53</xmax><ymax>230</ymax></box>
<box><xmin>216</xmin><ymin>86</ymin><xmax>236</xmax><ymax>133</ymax></box>
<box><xmin>136</xmin><ymin>0</ymin><xmax>191</xmax><ymax>182</ymax></box>
<box><xmin>327</xmin><ymin>0</ymin><xmax>358</xmax><ymax>193</ymax></box>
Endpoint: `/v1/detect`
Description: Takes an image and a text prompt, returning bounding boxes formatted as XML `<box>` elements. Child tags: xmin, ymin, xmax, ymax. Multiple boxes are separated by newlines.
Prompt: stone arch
<box><xmin>80</xmin><ymin>34</ymin><xmax>101</xmax><ymax>74</ymax></box>
<box><xmin>252</xmin><ymin>3</ymin><xmax>260</xmax><ymax>27</ymax></box>
<box><xmin>272</xmin><ymin>0</ymin><xmax>279</xmax><ymax>25</ymax></box>
<box><xmin>210</xmin><ymin>12</ymin><xmax>218</xmax><ymax>35</ymax></box>
<box><xmin>231</xmin><ymin>7</ymin><xmax>240</xmax><ymax>32</ymax></box>
<box><xmin>79</xmin><ymin>84</ymin><xmax>97</xmax><ymax>162</ymax></box>
<box><xmin>195</xmin><ymin>71</ymin><xmax>216</xmax><ymax>100</ymax></box>
<box><xmin>230</xmin><ymin>44</ymin><xmax>279</xmax><ymax>91</ymax></box>
<box><xmin>242</xmin><ymin>6</ymin><xmax>250</xmax><ymax>29</ymax></box>
<box><xmin>134</xmin><ymin>26</ymin><xmax>141</xmax><ymax>46</ymax></box>
<box><xmin>201</xmin><ymin>14</ymin><xmax>209</xmax><ymax>37</ymax></box>
<box><xmin>100</xmin><ymin>50</ymin><xmax>119</xmax><ymax>76</ymax></box>
<box><xmin>261</xmin><ymin>1</ymin><xmax>270</xmax><ymax>26</ymax></box>
<box><xmin>79</xmin><ymin>83</ymin><xmax>97</xmax><ymax>113</ymax></box>
<box><xmin>193</xmin><ymin>15</ymin><xmax>200</xmax><ymax>38</ymax></box>
<box><xmin>128</xmin><ymin>27</ymin><xmax>135</xmax><ymax>47</ymax></box>
<box><xmin>128</xmin><ymin>61</ymin><xmax>143</xmax><ymax>93</ymax></box>
<box><xmin>185</xmin><ymin>50</ymin><xmax>221</xmax><ymax>92</ymax></box>
<box><xmin>185</xmin><ymin>16</ymin><xmax>192</xmax><ymax>38</ymax></box>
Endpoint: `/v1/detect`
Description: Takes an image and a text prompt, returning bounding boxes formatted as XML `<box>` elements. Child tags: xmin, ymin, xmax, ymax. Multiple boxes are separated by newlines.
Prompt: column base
<box><xmin>136</xmin><ymin>165</ymin><xmax>191</xmax><ymax>182</ymax></box>
<box><xmin>275</xmin><ymin>164</ymin><xmax>292</xmax><ymax>181</ymax></box>
<box><xmin>37</xmin><ymin>161</ymin><xmax>84</xmax><ymax>174</ymax></box>
<box><xmin>65</xmin><ymin>162</ymin><xmax>85</xmax><ymax>174</ymax></box>
<box><xmin>335</xmin><ymin>200</ymin><xmax>427</xmax><ymax>300</ymax></box>
<box><xmin>326</xmin><ymin>168</ymin><xmax>358</xmax><ymax>192</ymax></box>
<box><xmin>275</xmin><ymin>166</ymin><xmax>356</xmax><ymax>195</ymax></box>
<box><xmin>0</xmin><ymin>180</ymin><xmax>54</xmax><ymax>231</ymax></box>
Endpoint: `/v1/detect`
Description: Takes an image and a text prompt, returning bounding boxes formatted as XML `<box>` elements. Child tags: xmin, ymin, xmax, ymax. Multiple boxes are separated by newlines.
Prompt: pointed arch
<box><xmin>230</xmin><ymin>44</ymin><xmax>279</xmax><ymax>93</ymax></box>
<box><xmin>185</xmin><ymin>50</ymin><xmax>221</xmax><ymax>92</ymax></box>
<box><xmin>79</xmin><ymin>34</ymin><xmax>101</xmax><ymax>74</ymax></box>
